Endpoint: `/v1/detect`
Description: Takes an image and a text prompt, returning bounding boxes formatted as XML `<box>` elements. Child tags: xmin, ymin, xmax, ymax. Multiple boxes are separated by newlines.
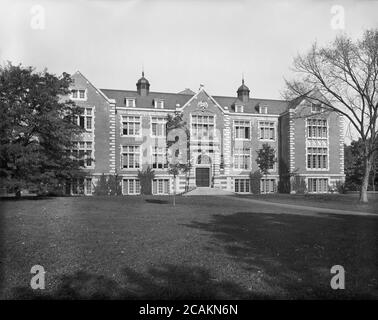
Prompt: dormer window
<box><xmin>235</xmin><ymin>105</ymin><xmax>244</xmax><ymax>113</ymax></box>
<box><xmin>259</xmin><ymin>105</ymin><xmax>268</xmax><ymax>114</ymax></box>
<box><xmin>311</xmin><ymin>103</ymin><xmax>322</xmax><ymax>113</ymax></box>
<box><xmin>154</xmin><ymin>99</ymin><xmax>164</xmax><ymax>109</ymax></box>
<box><xmin>125</xmin><ymin>98</ymin><xmax>136</xmax><ymax>108</ymax></box>
<box><xmin>71</xmin><ymin>89</ymin><xmax>86</xmax><ymax>101</ymax></box>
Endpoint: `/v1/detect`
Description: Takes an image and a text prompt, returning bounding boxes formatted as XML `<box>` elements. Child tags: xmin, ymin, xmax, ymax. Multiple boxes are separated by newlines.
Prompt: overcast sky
<box><xmin>1</xmin><ymin>0</ymin><xmax>377</xmax><ymax>100</ymax></box>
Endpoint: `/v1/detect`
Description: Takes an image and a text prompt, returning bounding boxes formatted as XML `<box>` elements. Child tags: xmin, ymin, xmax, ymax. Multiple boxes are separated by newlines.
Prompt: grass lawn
<box><xmin>235</xmin><ymin>192</ymin><xmax>378</xmax><ymax>214</ymax></box>
<box><xmin>0</xmin><ymin>195</ymin><xmax>377</xmax><ymax>299</ymax></box>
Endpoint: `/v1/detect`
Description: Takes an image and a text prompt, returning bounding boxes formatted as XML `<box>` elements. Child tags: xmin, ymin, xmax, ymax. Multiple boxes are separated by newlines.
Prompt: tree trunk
<box><xmin>173</xmin><ymin>175</ymin><xmax>176</xmax><ymax>206</ymax></box>
<box><xmin>359</xmin><ymin>155</ymin><xmax>372</xmax><ymax>203</ymax></box>
<box><xmin>15</xmin><ymin>187</ymin><xmax>21</xmax><ymax>199</ymax></box>
<box><xmin>371</xmin><ymin>170</ymin><xmax>375</xmax><ymax>192</ymax></box>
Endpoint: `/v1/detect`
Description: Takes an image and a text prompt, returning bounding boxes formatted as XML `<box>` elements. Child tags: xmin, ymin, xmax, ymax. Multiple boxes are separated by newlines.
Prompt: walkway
<box><xmin>222</xmin><ymin>195</ymin><xmax>377</xmax><ymax>217</ymax></box>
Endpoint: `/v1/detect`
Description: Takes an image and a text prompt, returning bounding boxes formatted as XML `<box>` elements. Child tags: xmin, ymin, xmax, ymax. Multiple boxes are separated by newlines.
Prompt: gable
<box><xmin>71</xmin><ymin>71</ymin><xmax>113</xmax><ymax>103</ymax></box>
<box><xmin>179</xmin><ymin>89</ymin><xmax>226</xmax><ymax>114</ymax></box>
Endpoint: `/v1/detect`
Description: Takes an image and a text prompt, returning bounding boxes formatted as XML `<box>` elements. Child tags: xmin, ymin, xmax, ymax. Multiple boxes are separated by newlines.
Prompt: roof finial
<box><xmin>242</xmin><ymin>72</ymin><xmax>244</xmax><ymax>85</ymax></box>
<box><xmin>142</xmin><ymin>63</ymin><xmax>144</xmax><ymax>77</ymax></box>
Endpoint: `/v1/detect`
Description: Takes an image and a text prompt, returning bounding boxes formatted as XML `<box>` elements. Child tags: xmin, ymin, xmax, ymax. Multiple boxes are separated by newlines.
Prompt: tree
<box><xmin>285</xmin><ymin>29</ymin><xmax>378</xmax><ymax>202</ymax></box>
<box><xmin>93</xmin><ymin>174</ymin><xmax>122</xmax><ymax>196</ymax></box>
<box><xmin>137</xmin><ymin>166</ymin><xmax>155</xmax><ymax>195</ymax></box>
<box><xmin>0</xmin><ymin>62</ymin><xmax>84</xmax><ymax>196</ymax></box>
<box><xmin>256</xmin><ymin>143</ymin><xmax>276</xmax><ymax>176</ymax></box>
<box><xmin>256</xmin><ymin>143</ymin><xmax>277</xmax><ymax>193</ymax></box>
<box><xmin>166</xmin><ymin>112</ymin><xmax>191</xmax><ymax>205</ymax></box>
<box><xmin>345</xmin><ymin>139</ymin><xmax>378</xmax><ymax>191</ymax></box>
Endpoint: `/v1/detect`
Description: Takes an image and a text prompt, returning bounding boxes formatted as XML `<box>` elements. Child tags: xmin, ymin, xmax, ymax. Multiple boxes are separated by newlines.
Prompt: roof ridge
<box><xmin>101</xmin><ymin>88</ymin><xmax>288</xmax><ymax>102</ymax></box>
<box><xmin>100</xmin><ymin>88</ymin><xmax>195</xmax><ymax>96</ymax></box>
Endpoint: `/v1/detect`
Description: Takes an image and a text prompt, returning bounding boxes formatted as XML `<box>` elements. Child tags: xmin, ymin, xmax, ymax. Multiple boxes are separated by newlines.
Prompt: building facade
<box><xmin>66</xmin><ymin>71</ymin><xmax>345</xmax><ymax>195</ymax></box>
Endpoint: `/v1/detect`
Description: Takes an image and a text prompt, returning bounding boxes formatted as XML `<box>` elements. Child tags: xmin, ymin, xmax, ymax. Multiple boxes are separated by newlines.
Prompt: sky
<box><xmin>0</xmin><ymin>0</ymin><xmax>377</xmax><ymax>100</ymax></box>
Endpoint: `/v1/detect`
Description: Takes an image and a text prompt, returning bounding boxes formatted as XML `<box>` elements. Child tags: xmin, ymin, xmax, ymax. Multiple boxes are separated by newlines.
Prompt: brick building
<box><xmin>66</xmin><ymin>71</ymin><xmax>345</xmax><ymax>195</ymax></box>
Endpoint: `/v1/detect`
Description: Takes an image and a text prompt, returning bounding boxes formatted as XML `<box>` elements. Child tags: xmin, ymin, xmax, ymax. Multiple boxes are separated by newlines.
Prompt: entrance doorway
<box><xmin>196</xmin><ymin>167</ymin><xmax>210</xmax><ymax>187</ymax></box>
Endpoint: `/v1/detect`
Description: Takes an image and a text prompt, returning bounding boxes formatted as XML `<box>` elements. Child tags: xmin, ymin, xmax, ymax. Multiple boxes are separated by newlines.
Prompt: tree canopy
<box><xmin>285</xmin><ymin>29</ymin><xmax>378</xmax><ymax>202</ymax></box>
<box><xmin>0</xmin><ymin>63</ymin><xmax>84</xmax><ymax>194</ymax></box>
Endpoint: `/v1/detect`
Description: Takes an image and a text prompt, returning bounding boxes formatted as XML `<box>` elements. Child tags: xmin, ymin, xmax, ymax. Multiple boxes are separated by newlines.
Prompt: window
<box><xmin>76</xmin><ymin>108</ymin><xmax>93</xmax><ymax>131</ymax></box>
<box><xmin>153</xmin><ymin>179</ymin><xmax>170</xmax><ymax>195</ymax></box>
<box><xmin>234</xmin><ymin>120</ymin><xmax>250</xmax><ymax>139</ymax></box>
<box><xmin>71</xmin><ymin>178</ymin><xmax>84</xmax><ymax>195</ymax></box>
<box><xmin>123</xmin><ymin>179</ymin><xmax>140</xmax><ymax>195</ymax></box>
<box><xmin>122</xmin><ymin>145</ymin><xmax>140</xmax><ymax>169</ymax></box>
<box><xmin>71</xmin><ymin>141</ymin><xmax>93</xmax><ymax>167</ymax></box>
<box><xmin>234</xmin><ymin>147</ymin><xmax>251</xmax><ymax>170</ymax></box>
<box><xmin>122</xmin><ymin>116</ymin><xmax>141</xmax><ymax>136</ymax></box>
<box><xmin>259</xmin><ymin>121</ymin><xmax>275</xmax><ymax>140</ymax></box>
<box><xmin>191</xmin><ymin>115</ymin><xmax>215</xmax><ymax>140</ymax></box>
<box><xmin>307</xmin><ymin>147</ymin><xmax>328</xmax><ymax>169</ymax></box>
<box><xmin>125</xmin><ymin>98</ymin><xmax>136</xmax><ymax>107</ymax></box>
<box><xmin>308</xmin><ymin>178</ymin><xmax>328</xmax><ymax>193</ymax></box>
<box><xmin>85</xmin><ymin>178</ymin><xmax>92</xmax><ymax>195</ymax></box>
<box><xmin>152</xmin><ymin>146</ymin><xmax>166</xmax><ymax>169</ymax></box>
<box><xmin>307</xmin><ymin>119</ymin><xmax>327</xmax><ymax>139</ymax></box>
<box><xmin>154</xmin><ymin>100</ymin><xmax>164</xmax><ymax>109</ymax></box>
<box><xmin>151</xmin><ymin>117</ymin><xmax>166</xmax><ymax>137</ymax></box>
<box><xmin>311</xmin><ymin>103</ymin><xmax>322</xmax><ymax>113</ymax></box>
<box><xmin>235</xmin><ymin>105</ymin><xmax>244</xmax><ymax>113</ymax></box>
<box><xmin>259</xmin><ymin>105</ymin><xmax>268</xmax><ymax>114</ymax></box>
<box><xmin>71</xmin><ymin>89</ymin><xmax>86</xmax><ymax>100</ymax></box>
<box><xmin>261</xmin><ymin>179</ymin><xmax>276</xmax><ymax>193</ymax></box>
<box><xmin>235</xmin><ymin>179</ymin><xmax>250</xmax><ymax>193</ymax></box>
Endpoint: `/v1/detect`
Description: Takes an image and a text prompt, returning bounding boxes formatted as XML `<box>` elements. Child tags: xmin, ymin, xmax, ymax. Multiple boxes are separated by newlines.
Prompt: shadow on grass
<box><xmin>145</xmin><ymin>199</ymin><xmax>169</xmax><ymax>204</ymax></box>
<box><xmin>185</xmin><ymin>211</ymin><xmax>378</xmax><ymax>299</ymax></box>
<box><xmin>0</xmin><ymin>196</ymin><xmax>58</xmax><ymax>201</ymax></box>
<box><xmin>9</xmin><ymin>264</ymin><xmax>268</xmax><ymax>300</ymax></box>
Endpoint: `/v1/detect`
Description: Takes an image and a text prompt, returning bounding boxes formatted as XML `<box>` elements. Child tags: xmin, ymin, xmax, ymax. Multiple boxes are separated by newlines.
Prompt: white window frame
<box><xmin>233</xmin><ymin>147</ymin><xmax>251</xmax><ymax>170</ymax></box>
<box><xmin>151</xmin><ymin>116</ymin><xmax>166</xmax><ymax>137</ymax></box>
<box><xmin>308</xmin><ymin>178</ymin><xmax>329</xmax><ymax>193</ymax></box>
<box><xmin>190</xmin><ymin>114</ymin><xmax>216</xmax><ymax>141</ymax></box>
<box><xmin>235</xmin><ymin>105</ymin><xmax>244</xmax><ymax>113</ymax></box>
<box><xmin>306</xmin><ymin>147</ymin><xmax>329</xmax><ymax>171</ymax></box>
<box><xmin>234</xmin><ymin>178</ymin><xmax>250</xmax><ymax>193</ymax></box>
<box><xmin>306</xmin><ymin>118</ymin><xmax>328</xmax><ymax>140</ymax></box>
<box><xmin>71</xmin><ymin>141</ymin><xmax>94</xmax><ymax>168</ymax></box>
<box><xmin>75</xmin><ymin>107</ymin><xmax>93</xmax><ymax>131</ymax></box>
<box><xmin>122</xmin><ymin>116</ymin><xmax>141</xmax><ymax>137</ymax></box>
<box><xmin>125</xmin><ymin>98</ymin><xmax>136</xmax><ymax>108</ymax></box>
<box><xmin>122</xmin><ymin>145</ymin><xmax>141</xmax><ymax>169</ymax></box>
<box><xmin>260</xmin><ymin>178</ymin><xmax>277</xmax><ymax>194</ymax></box>
<box><xmin>154</xmin><ymin>100</ymin><xmax>165</xmax><ymax>109</ymax></box>
<box><xmin>153</xmin><ymin>178</ymin><xmax>170</xmax><ymax>195</ymax></box>
<box><xmin>259</xmin><ymin>105</ymin><xmax>268</xmax><ymax>114</ymax></box>
<box><xmin>152</xmin><ymin>146</ymin><xmax>167</xmax><ymax>169</ymax></box>
<box><xmin>85</xmin><ymin>178</ymin><xmax>93</xmax><ymax>195</ymax></box>
<box><xmin>71</xmin><ymin>89</ymin><xmax>87</xmax><ymax>101</ymax></box>
<box><xmin>258</xmin><ymin>121</ymin><xmax>276</xmax><ymax>141</ymax></box>
<box><xmin>234</xmin><ymin>120</ymin><xmax>251</xmax><ymax>140</ymax></box>
<box><xmin>311</xmin><ymin>103</ymin><xmax>322</xmax><ymax>113</ymax></box>
<box><xmin>122</xmin><ymin>179</ymin><xmax>140</xmax><ymax>195</ymax></box>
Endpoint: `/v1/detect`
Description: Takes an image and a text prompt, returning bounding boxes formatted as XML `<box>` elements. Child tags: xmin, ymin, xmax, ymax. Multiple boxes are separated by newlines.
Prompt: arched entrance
<box><xmin>196</xmin><ymin>154</ymin><xmax>211</xmax><ymax>187</ymax></box>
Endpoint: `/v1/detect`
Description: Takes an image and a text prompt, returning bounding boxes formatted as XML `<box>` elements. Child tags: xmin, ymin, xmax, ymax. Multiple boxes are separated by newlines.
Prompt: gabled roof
<box><xmin>100</xmin><ymin>89</ymin><xmax>194</xmax><ymax>110</ymax></box>
<box><xmin>73</xmin><ymin>71</ymin><xmax>115</xmax><ymax>103</ymax></box>
<box><xmin>288</xmin><ymin>88</ymin><xmax>330</xmax><ymax>109</ymax></box>
<box><xmin>213</xmin><ymin>95</ymin><xmax>289</xmax><ymax>114</ymax></box>
<box><xmin>100</xmin><ymin>87</ymin><xmax>290</xmax><ymax>115</ymax></box>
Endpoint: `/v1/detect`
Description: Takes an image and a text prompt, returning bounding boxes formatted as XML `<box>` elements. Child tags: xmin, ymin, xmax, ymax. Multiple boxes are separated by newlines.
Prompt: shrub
<box><xmin>249</xmin><ymin>170</ymin><xmax>262</xmax><ymax>194</ymax></box>
<box><xmin>292</xmin><ymin>175</ymin><xmax>307</xmax><ymax>194</ymax></box>
<box><xmin>335</xmin><ymin>180</ymin><xmax>347</xmax><ymax>194</ymax></box>
<box><xmin>93</xmin><ymin>174</ymin><xmax>122</xmax><ymax>196</ymax></box>
<box><xmin>138</xmin><ymin>167</ymin><xmax>155</xmax><ymax>195</ymax></box>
